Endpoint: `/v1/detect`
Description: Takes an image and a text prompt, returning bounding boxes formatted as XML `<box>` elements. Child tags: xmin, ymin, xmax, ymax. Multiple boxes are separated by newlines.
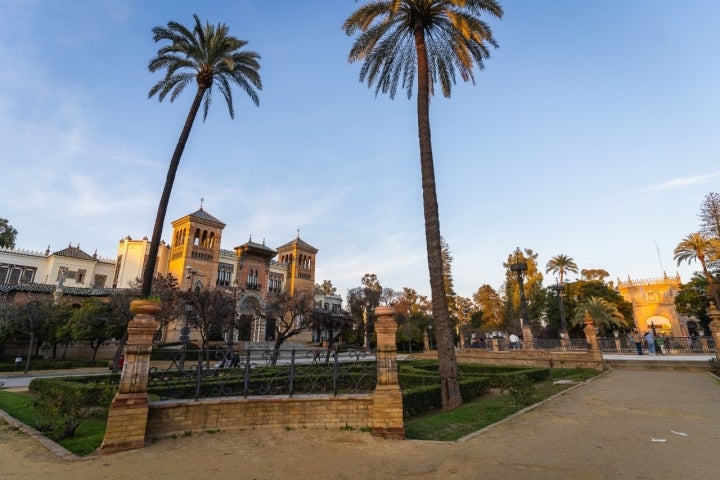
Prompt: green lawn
<box><xmin>0</xmin><ymin>390</ymin><xmax>107</xmax><ymax>456</ymax></box>
<box><xmin>405</xmin><ymin>369</ymin><xmax>597</xmax><ymax>441</ymax></box>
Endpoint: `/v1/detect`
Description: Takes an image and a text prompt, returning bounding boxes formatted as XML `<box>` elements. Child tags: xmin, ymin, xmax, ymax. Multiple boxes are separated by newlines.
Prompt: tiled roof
<box><xmin>51</xmin><ymin>245</ymin><xmax>95</xmax><ymax>261</ymax></box>
<box><xmin>188</xmin><ymin>208</ymin><xmax>226</xmax><ymax>227</ymax></box>
<box><xmin>276</xmin><ymin>237</ymin><xmax>318</xmax><ymax>253</ymax></box>
<box><xmin>0</xmin><ymin>283</ymin><xmax>139</xmax><ymax>297</ymax></box>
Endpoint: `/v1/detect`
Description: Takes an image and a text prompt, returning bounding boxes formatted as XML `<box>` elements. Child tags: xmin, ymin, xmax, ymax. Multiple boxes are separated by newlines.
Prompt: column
<box><xmin>372</xmin><ymin>306</ymin><xmax>404</xmax><ymax>439</ymax></box>
<box><xmin>100</xmin><ymin>300</ymin><xmax>160</xmax><ymax>454</ymax></box>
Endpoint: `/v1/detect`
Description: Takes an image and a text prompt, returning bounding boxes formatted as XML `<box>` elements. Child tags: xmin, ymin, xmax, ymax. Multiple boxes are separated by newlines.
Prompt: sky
<box><xmin>1</xmin><ymin>1</ymin><xmax>719</xmax><ymax>301</ymax></box>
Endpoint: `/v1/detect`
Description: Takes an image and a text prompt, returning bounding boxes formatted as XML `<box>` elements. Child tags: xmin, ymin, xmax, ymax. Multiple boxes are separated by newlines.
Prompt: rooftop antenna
<box><xmin>655</xmin><ymin>240</ymin><xmax>666</xmax><ymax>275</ymax></box>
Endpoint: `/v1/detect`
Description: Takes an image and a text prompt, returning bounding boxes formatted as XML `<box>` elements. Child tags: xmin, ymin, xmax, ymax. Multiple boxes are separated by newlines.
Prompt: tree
<box><xmin>141</xmin><ymin>15</ymin><xmax>262</xmax><ymax>298</ymax></box>
<box><xmin>674</xmin><ymin>273</ymin><xmax>712</xmax><ymax>333</ymax></box>
<box><xmin>545</xmin><ymin>254</ymin><xmax>578</xmax><ymax>285</ymax></box>
<box><xmin>472</xmin><ymin>284</ymin><xmax>503</xmax><ymax>329</ymax></box>
<box><xmin>264</xmin><ymin>290</ymin><xmax>315</xmax><ymax>364</ymax></box>
<box><xmin>344</xmin><ymin>0</ymin><xmax>503</xmax><ymax>412</ymax></box>
<box><xmin>580</xmin><ymin>269</ymin><xmax>610</xmax><ymax>282</ymax></box>
<box><xmin>68</xmin><ymin>299</ymin><xmax>114</xmax><ymax>362</ymax></box>
<box><xmin>12</xmin><ymin>299</ymin><xmax>51</xmax><ymax>372</ymax></box>
<box><xmin>572</xmin><ymin>296</ymin><xmax>624</xmax><ymax>336</ymax></box>
<box><xmin>361</xmin><ymin>274</ymin><xmax>382</xmax><ymax>350</ymax></box>
<box><xmin>699</xmin><ymin>192</ymin><xmax>720</xmax><ymax>239</ymax></box>
<box><xmin>315</xmin><ymin>280</ymin><xmax>337</xmax><ymax>296</ymax></box>
<box><xmin>673</xmin><ymin>232</ymin><xmax>720</xmax><ymax>305</ymax></box>
<box><xmin>183</xmin><ymin>287</ymin><xmax>235</xmax><ymax>350</ymax></box>
<box><xmin>0</xmin><ymin>218</ymin><xmax>17</xmax><ymax>248</ymax></box>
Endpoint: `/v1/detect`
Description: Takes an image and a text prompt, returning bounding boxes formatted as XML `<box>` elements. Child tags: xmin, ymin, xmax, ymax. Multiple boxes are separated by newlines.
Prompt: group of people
<box><xmin>630</xmin><ymin>329</ymin><xmax>659</xmax><ymax>355</ymax></box>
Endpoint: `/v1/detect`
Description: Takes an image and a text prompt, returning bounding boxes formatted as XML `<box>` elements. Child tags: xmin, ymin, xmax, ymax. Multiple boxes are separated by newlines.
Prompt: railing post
<box><xmin>582</xmin><ymin>311</ymin><xmax>605</xmax><ymax>368</ymax></box>
<box><xmin>372</xmin><ymin>306</ymin><xmax>404</xmax><ymax>439</ymax></box>
<box><xmin>100</xmin><ymin>300</ymin><xmax>160</xmax><ymax>455</ymax></box>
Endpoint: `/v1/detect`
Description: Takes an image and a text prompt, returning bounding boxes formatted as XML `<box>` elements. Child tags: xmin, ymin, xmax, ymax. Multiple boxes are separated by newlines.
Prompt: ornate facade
<box><xmin>617</xmin><ymin>274</ymin><xmax>689</xmax><ymax>336</ymax></box>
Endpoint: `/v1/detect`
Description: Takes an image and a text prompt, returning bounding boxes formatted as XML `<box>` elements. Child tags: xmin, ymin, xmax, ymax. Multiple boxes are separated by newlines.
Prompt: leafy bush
<box><xmin>28</xmin><ymin>377</ymin><xmax>116</xmax><ymax>440</ymax></box>
<box><xmin>499</xmin><ymin>375</ymin><xmax>536</xmax><ymax>407</ymax></box>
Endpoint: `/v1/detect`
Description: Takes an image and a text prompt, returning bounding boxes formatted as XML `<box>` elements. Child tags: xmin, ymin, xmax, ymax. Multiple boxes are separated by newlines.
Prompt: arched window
<box><xmin>194</xmin><ymin>228</ymin><xmax>201</xmax><ymax>246</ymax></box>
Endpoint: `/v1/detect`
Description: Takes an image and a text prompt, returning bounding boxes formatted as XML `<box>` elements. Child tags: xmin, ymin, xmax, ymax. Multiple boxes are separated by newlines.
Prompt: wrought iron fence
<box><xmin>598</xmin><ymin>336</ymin><xmax>717</xmax><ymax>354</ymax></box>
<box><xmin>147</xmin><ymin>346</ymin><xmax>376</xmax><ymax>401</ymax></box>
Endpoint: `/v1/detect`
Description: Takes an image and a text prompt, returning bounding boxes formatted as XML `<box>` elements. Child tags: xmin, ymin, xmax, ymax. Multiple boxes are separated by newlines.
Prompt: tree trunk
<box><xmin>24</xmin><ymin>333</ymin><xmax>34</xmax><ymax>374</ymax></box>
<box><xmin>413</xmin><ymin>27</ymin><xmax>462</xmax><ymax>411</ymax></box>
<box><xmin>140</xmin><ymin>87</ymin><xmax>206</xmax><ymax>298</ymax></box>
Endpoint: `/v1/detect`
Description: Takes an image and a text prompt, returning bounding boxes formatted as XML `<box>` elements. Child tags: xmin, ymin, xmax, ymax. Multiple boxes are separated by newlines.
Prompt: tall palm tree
<box><xmin>141</xmin><ymin>14</ymin><xmax>262</xmax><ymax>298</ymax></box>
<box><xmin>545</xmin><ymin>254</ymin><xmax>578</xmax><ymax>286</ymax></box>
<box><xmin>674</xmin><ymin>232</ymin><xmax>720</xmax><ymax>305</ymax></box>
<box><xmin>572</xmin><ymin>296</ymin><xmax>625</xmax><ymax>335</ymax></box>
<box><xmin>344</xmin><ymin>0</ymin><xmax>503</xmax><ymax>411</ymax></box>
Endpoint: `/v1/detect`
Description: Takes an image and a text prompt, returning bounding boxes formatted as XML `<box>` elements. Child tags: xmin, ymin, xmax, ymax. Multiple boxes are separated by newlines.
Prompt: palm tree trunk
<box><xmin>140</xmin><ymin>87</ymin><xmax>207</xmax><ymax>298</ymax></box>
<box><xmin>413</xmin><ymin>27</ymin><xmax>462</xmax><ymax>412</ymax></box>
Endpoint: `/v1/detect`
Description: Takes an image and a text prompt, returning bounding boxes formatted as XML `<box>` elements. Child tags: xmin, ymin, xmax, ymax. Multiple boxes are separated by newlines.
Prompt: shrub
<box><xmin>28</xmin><ymin>377</ymin><xmax>116</xmax><ymax>440</ymax></box>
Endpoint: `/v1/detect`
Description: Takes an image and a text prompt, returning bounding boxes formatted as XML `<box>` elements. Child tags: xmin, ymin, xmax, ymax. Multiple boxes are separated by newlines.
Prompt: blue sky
<box><xmin>1</xmin><ymin>1</ymin><xmax>718</xmax><ymax>299</ymax></box>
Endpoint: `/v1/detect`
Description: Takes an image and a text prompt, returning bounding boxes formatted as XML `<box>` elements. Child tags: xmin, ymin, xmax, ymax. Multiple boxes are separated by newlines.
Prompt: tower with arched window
<box><xmin>276</xmin><ymin>235</ymin><xmax>317</xmax><ymax>296</ymax></box>
<box><xmin>167</xmin><ymin>207</ymin><xmax>226</xmax><ymax>290</ymax></box>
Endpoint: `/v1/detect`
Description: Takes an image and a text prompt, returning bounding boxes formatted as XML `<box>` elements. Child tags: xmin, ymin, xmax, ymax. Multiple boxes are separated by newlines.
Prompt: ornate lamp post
<box><xmin>549</xmin><ymin>282</ymin><xmax>568</xmax><ymax>338</ymax></box>
<box><xmin>509</xmin><ymin>247</ymin><xmax>530</xmax><ymax>329</ymax></box>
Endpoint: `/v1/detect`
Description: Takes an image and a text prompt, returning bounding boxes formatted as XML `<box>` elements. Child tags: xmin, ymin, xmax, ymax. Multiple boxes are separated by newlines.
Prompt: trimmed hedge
<box><xmin>0</xmin><ymin>359</ymin><xmax>107</xmax><ymax>372</ymax></box>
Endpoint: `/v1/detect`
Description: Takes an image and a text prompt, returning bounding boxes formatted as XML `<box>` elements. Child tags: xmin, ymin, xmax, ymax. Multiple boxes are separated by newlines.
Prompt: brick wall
<box><xmin>411</xmin><ymin>349</ymin><xmax>605</xmax><ymax>370</ymax></box>
<box><xmin>145</xmin><ymin>394</ymin><xmax>373</xmax><ymax>440</ymax></box>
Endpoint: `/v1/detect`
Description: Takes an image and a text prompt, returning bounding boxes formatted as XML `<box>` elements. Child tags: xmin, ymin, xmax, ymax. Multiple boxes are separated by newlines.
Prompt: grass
<box><xmin>405</xmin><ymin>368</ymin><xmax>598</xmax><ymax>441</ymax></box>
<box><xmin>0</xmin><ymin>390</ymin><xmax>107</xmax><ymax>456</ymax></box>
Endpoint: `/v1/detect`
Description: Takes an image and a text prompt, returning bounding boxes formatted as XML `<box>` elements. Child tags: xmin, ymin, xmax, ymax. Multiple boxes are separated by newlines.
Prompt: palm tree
<box><xmin>344</xmin><ymin>0</ymin><xmax>503</xmax><ymax>411</ymax></box>
<box><xmin>545</xmin><ymin>254</ymin><xmax>578</xmax><ymax>286</ymax></box>
<box><xmin>572</xmin><ymin>296</ymin><xmax>625</xmax><ymax>335</ymax></box>
<box><xmin>140</xmin><ymin>14</ymin><xmax>262</xmax><ymax>298</ymax></box>
<box><xmin>545</xmin><ymin>254</ymin><xmax>577</xmax><ymax>337</ymax></box>
<box><xmin>673</xmin><ymin>232</ymin><xmax>720</xmax><ymax>305</ymax></box>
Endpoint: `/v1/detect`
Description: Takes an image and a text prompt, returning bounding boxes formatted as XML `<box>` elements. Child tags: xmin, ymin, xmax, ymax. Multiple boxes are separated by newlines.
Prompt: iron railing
<box><xmin>598</xmin><ymin>336</ymin><xmax>716</xmax><ymax>354</ymax></box>
<box><xmin>147</xmin><ymin>347</ymin><xmax>376</xmax><ymax>401</ymax></box>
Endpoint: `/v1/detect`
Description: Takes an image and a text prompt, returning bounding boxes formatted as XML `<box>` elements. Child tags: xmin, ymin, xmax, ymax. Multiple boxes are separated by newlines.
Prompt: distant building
<box><xmin>1</xmin><ymin>206</ymin><xmax>324</xmax><ymax>345</ymax></box>
<box><xmin>617</xmin><ymin>274</ymin><xmax>689</xmax><ymax>336</ymax></box>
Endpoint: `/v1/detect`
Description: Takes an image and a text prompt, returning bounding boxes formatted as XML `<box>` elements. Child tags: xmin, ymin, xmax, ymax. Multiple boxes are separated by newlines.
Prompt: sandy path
<box><xmin>1</xmin><ymin>369</ymin><xmax>718</xmax><ymax>480</ymax></box>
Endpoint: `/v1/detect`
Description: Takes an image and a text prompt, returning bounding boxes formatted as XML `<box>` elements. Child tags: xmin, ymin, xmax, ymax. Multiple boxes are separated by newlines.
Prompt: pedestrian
<box><xmin>509</xmin><ymin>333</ymin><xmax>520</xmax><ymax>350</ymax></box>
<box><xmin>118</xmin><ymin>355</ymin><xmax>125</xmax><ymax>369</ymax></box>
<box><xmin>14</xmin><ymin>355</ymin><xmax>22</xmax><ymax>371</ymax></box>
<box><xmin>645</xmin><ymin>331</ymin><xmax>656</xmax><ymax>355</ymax></box>
<box><xmin>631</xmin><ymin>330</ymin><xmax>643</xmax><ymax>355</ymax></box>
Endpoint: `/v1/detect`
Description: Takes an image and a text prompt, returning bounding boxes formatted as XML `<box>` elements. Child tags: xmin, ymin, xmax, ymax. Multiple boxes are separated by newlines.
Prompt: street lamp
<box><xmin>549</xmin><ymin>281</ymin><xmax>568</xmax><ymax>338</ymax></box>
<box><xmin>428</xmin><ymin>324</ymin><xmax>433</xmax><ymax>350</ymax></box>
<box><xmin>509</xmin><ymin>247</ymin><xmax>530</xmax><ymax>329</ymax></box>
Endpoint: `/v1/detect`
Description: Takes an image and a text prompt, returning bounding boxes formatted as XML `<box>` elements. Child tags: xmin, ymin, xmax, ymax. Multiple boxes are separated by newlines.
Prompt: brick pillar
<box><xmin>582</xmin><ymin>312</ymin><xmax>605</xmax><ymax>367</ymax></box>
<box><xmin>707</xmin><ymin>303</ymin><xmax>720</xmax><ymax>363</ymax></box>
<box><xmin>372</xmin><ymin>306</ymin><xmax>404</xmax><ymax>439</ymax></box>
<box><xmin>100</xmin><ymin>300</ymin><xmax>160</xmax><ymax>455</ymax></box>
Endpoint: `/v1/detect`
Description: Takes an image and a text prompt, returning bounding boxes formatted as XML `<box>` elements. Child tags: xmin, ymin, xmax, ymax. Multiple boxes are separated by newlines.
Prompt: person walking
<box><xmin>631</xmin><ymin>330</ymin><xmax>643</xmax><ymax>355</ymax></box>
<box><xmin>645</xmin><ymin>331</ymin><xmax>656</xmax><ymax>355</ymax></box>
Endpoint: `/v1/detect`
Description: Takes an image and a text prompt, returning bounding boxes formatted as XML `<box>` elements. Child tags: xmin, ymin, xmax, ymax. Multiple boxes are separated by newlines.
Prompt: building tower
<box><xmin>276</xmin><ymin>235</ymin><xmax>318</xmax><ymax>295</ymax></box>
<box><xmin>617</xmin><ymin>274</ymin><xmax>686</xmax><ymax>336</ymax></box>
<box><xmin>167</xmin><ymin>206</ymin><xmax>226</xmax><ymax>290</ymax></box>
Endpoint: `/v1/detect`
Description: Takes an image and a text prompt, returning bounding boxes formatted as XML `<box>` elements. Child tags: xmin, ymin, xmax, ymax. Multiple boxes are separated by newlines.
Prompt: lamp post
<box><xmin>428</xmin><ymin>324</ymin><xmax>433</xmax><ymax>350</ymax></box>
<box><xmin>509</xmin><ymin>247</ymin><xmax>530</xmax><ymax>329</ymax></box>
<box><xmin>549</xmin><ymin>282</ymin><xmax>568</xmax><ymax>338</ymax></box>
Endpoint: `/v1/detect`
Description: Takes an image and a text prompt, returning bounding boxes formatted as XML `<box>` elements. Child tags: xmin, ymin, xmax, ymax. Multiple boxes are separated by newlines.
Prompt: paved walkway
<box><xmin>2</xmin><ymin>368</ymin><xmax>719</xmax><ymax>479</ymax></box>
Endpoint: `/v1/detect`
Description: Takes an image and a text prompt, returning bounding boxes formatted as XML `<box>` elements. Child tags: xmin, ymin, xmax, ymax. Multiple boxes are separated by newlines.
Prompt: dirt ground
<box><xmin>1</xmin><ymin>369</ymin><xmax>719</xmax><ymax>480</ymax></box>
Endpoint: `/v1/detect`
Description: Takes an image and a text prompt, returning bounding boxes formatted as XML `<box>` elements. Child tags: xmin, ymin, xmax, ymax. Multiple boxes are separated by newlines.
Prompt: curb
<box><xmin>454</xmin><ymin>369</ymin><xmax>612</xmax><ymax>444</ymax></box>
<box><xmin>0</xmin><ymin>408</ymin><xmax>96</xmax><ymax>461</ymax></box>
